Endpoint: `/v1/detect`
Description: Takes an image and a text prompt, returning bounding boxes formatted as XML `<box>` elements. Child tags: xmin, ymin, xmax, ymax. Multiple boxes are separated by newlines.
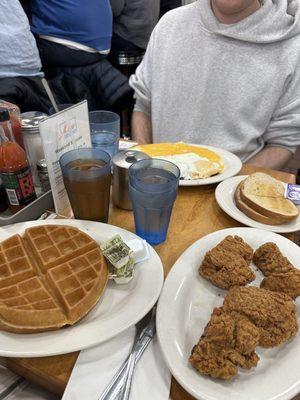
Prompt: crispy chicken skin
<box><xmin>199</xmin><ymin>236</ymin><xmax>255</xmax><ymax>289</ymax></box>
<box><xmin>254</xmin><ymin>242</ymin><xmax>300</xmax><ymax>299</ymax></box>
<box><xmin>223</xmin><ymin>286</ymin><xmax>298</xmax><ymax>347</ymax></box>
<box><xmin>189</xmin><ymin>308</ymin><xmax>260</xmax><ymax>380</ymax></box>
<box><xmin>253</xmin><ymin>243</ymin><xmax>294</xmax><ymax>276</ymax></box>
<box><xmin>204</xmin><ymin>309</ymin><xmax>260</xmax><ymax>356</ymax></box>
<box><xmin>190</xmin><ymin>340</ymin><xmax>239</xmax><ymax>380</ymax></box>
<box><xmin>261</xmin><ymin>270</ymin><xmax>300</xmax><ymax>299</ymax></box>
<box><xmin>218</xmin><ymin>235</ymin><xmax>253</xmax><ymax>264</ymax></box>
<box><xmin>190</xmin><ymin>287</ymin><xmax>298</xmax><ymax>380</ymax></box>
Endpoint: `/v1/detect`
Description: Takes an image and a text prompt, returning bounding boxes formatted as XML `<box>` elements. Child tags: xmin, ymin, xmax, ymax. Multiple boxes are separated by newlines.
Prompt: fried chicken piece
<box><xmin>261</xmin><ymin>270</ymin><xmax>300</xmax><ymax>299</ymax></box>
<box><xmin>223</xmin><ymin>286</ymin><xmax>298</xmax><ymax>347</ymax></box>
<box><xmin>200</xmin><ymin>253</ymin><xmax>255</xmax><ymax>289</ymax></box>
<box><xmin>253</xmin><ymin>243</ymin><xmax>294</xmax><ymax>276</ymax></box>
<box><xmin>189</xmin><ymin>308</ymin><xmax>260</xmax><ymax>380</ymax></box>
<box><xmin>199</xmin><ymin>236</ymin><xmax>255</xmax><ymax>289</ymax></box>
<box><xmin>190</xmin><ymin>286</ymin><xmax>298</xmax><ymax>381</ymax></box>
<box><xmin>254</xmin><ymin>243</ymin><xmax>300</xmax><ymax>298</ymax></box>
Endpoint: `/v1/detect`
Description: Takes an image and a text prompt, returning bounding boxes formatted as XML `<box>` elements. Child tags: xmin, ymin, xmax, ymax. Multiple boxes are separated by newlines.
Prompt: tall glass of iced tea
<box><xmin>59</xmin><ymin>148</ymin><xmax>111</xmax><ymax>222</ymax></box>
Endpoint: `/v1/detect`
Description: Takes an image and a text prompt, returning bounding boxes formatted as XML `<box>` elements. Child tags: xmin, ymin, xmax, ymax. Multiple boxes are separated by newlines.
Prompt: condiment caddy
<box><xmin>0</xmin><ymin>106</ymin><xmax>53</xmax><ymax>226</ymax></box>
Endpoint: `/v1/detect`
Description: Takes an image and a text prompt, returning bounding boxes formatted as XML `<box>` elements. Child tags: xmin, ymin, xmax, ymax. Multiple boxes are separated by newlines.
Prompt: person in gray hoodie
<box><xmin>130</xmin><ymin>0</ymin><xmax>300</xmax><ymax>169</ymax></box>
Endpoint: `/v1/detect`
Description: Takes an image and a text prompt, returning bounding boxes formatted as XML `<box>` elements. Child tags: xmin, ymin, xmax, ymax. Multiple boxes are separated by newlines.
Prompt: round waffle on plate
<box><xmin>0</xmin><ymin>225</ymin><xmax>108</xmax><ymax>333</ymax></box>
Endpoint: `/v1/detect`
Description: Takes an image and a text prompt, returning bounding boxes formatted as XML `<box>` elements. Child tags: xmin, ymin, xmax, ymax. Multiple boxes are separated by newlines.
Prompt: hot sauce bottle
<box><xmin>0</xmin><ymin>100</ymin><xmax>23</xmax><ymax>149</ymax></box>
<box><xmin>0</xmin><ymin>108</ymin><xmax>36</xmax><ymax>213</ymax></box>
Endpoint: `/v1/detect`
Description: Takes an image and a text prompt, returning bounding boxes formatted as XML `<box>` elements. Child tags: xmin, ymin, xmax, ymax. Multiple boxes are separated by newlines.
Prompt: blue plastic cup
<box><xmin>129</xmin><ymin>159</ymin><xmax>180</xmax><ymax>245</ymax></box>
<box><xmin>91</xmin><ymin>130</ymin><xmax>119</xmax><ymax>158</ymax></box>
<box><xmin>89</xmin><ymin>111</ymin><xmax>120</xmax><ymax>135</ymax></box>
<box><xmin>59</xmin><ymin>148</ymin><xmax>111</xmax><ymax>222</ymax></box>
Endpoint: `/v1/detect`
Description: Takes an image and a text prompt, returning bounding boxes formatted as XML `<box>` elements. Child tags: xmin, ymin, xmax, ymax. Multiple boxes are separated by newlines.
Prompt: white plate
<box><xmin>0</xmin><ymin>220</ymin><xmax>164</xmax><ymax>357</ymax></box>
<box><xmin>215</xmin><ymin>175</ymin><xmax>300</xmax><ymax>233</ymax></box>
<box><xmin>132</xmin><ymin>144</ymin><xmax>242</xmax><ymax>186</ymax></box>
<box><xmin>157</xmin><ymin>227</ymin><xmax>300</xmax><ymax>400</ymax></box>
<box><xmin>178</xmin><ymin>145</ymin><xmax>242</xmax><ymax>186</ymax></box>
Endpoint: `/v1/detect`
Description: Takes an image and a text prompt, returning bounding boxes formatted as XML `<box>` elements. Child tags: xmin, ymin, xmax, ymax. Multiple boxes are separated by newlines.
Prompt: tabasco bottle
<box><xmin>0</xmin><ymin>108</ymin><xmax>36</xmax><ymax>213</ymax></box>
<box><xmin>0</xmin><ymin>100</ymin><xmax>24</xmax><ymax>149</ymax></box>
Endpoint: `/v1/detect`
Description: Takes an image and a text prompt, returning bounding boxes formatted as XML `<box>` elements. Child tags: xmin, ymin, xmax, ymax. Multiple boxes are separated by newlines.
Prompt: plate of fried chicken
<box><xmin>156</xmin><ymin>228</ymin><xmax>300</xmax><ymax>400</ymax></box>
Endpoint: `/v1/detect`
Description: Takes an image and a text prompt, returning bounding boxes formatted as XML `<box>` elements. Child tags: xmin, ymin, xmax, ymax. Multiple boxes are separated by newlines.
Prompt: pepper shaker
<box><xmin>36</xmin><ymin>158</ymin><xmax>51</xmax><ymax>193</ymax></box>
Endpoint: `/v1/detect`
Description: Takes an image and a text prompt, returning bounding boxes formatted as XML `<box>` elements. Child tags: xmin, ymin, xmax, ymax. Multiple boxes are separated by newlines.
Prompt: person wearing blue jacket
<box><xmin>0</xmin><ymin>0</ymin><xmax>132</xmax><ymax>117</ymax></box>
<box><xmin>31</xmin><ymin>0</ymin><xmax>113</xmax><ymax>67</ymax></box>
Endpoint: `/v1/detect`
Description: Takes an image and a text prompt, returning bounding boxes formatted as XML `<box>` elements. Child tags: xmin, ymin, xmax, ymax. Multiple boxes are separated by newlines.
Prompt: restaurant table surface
<box><xmin>1</xmin><ymin>164</ymin><xmax>300</xmax><ymax>400</ymax></box>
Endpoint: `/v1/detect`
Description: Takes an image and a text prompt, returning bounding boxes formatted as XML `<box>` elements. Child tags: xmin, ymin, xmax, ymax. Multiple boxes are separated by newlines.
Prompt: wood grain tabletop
<box><xmin>2</xmin><ymin>164</ymin><xmax>300</xmax><ymax>400</ymax></box>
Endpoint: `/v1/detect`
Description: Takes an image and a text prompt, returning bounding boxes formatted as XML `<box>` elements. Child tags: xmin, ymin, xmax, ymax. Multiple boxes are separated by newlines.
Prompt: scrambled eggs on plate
<box><xmin>132</xmin><ymin>143</ymin><xmax>224</xmax><ymax>180</ymax></box>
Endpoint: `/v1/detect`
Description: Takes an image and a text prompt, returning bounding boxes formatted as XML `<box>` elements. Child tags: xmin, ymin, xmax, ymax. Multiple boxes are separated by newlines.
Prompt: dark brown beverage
<box><xmin>63</xmin><ymin>158</ymin><xmax>111</xmax><ymax>222</ymax></box>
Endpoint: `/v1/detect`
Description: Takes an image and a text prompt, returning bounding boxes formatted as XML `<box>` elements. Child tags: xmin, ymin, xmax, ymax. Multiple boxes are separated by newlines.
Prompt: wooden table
<box><xmin>3</xmin><ymin>164</ymin><xmax>300</xmax><ymax>400</ymax></box>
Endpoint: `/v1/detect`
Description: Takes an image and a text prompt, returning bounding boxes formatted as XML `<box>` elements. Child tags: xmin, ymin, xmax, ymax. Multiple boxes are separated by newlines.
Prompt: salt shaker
<box><xmin>21</xmin><ymin>112</ymin><xmax>48</xmax><ymax>187</ymax></box>
<box><xmin>112</xmin><ymin>150</ymin><xmax>150</xmax><ymax>210</ymax></box>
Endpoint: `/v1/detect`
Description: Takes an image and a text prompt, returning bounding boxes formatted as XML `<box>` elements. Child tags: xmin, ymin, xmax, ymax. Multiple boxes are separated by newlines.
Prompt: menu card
<box><xmin>39</xmin><ymin>101</ymin><xmax>91</xmax><ymax>217</ymax></box>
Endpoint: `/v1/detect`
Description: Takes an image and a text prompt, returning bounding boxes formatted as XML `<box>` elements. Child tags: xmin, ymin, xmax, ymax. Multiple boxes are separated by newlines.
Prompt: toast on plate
<box><xmin>234</xmin><ymin>182</ymin><xmax>288</xmax><ymax>225</ymax></box>
<box><xmin>234</xmin><ymin>173</ymin><xmax>299</xmax><ymax>225</ymax></box>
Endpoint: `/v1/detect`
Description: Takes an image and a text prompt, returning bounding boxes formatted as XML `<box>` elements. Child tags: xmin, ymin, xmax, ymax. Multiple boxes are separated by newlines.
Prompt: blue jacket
<box><xmin>31</xmin><ymin>0</ymin><xmax>113</xmax><ymax>52</ymax></box>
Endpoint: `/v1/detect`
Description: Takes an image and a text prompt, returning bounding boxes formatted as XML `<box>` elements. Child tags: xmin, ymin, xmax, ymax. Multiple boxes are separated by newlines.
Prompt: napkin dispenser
<box><xmin>112</xmin><ymin>150</ymin><xmax>150</xmax><ymax>210</ymax></box>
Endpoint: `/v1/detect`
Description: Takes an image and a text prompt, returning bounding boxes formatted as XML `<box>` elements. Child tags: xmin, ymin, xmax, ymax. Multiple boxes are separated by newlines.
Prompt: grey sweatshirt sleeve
<box><xmin>129</xmin><ymin>29</ymin><xmax>156</xmax><ymax>117</ymax></box>
<box><xmin>263</xmin><ymin>65</ymin><xmax>300</xmax><ymax>154</ymax></box>
<box><xmin>110</xmin><ymin>0</ymin><xmax>125</xmax><ymax>17</ymax></box>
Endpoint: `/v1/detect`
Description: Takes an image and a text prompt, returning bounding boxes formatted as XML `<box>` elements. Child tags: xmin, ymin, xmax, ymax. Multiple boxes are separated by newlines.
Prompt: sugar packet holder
<box><xmin>285</xmin><ymin>184</ymin><xmax>300</xmax><ymax>205</ymax></box>
<box><xmin>100</xmin><ymin>235</ymin><xmax>150</xmax><ymax>284</ymax></box>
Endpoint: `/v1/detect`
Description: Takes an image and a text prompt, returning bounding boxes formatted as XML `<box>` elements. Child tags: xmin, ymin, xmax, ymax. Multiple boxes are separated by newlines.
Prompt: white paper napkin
<box><xmin>118</xmin><ymin>141</ymin><xmax>138</xmax><ymax>150</ymax></box>
<box><xmin>0</xmin><ymin>366</ymin><xmax>58</xmax><ymax>400</ymax></box>
<box><xmin>62</xmin><ymin>326</ymin><xmax>171</xmax><ymax>400</ymax></box>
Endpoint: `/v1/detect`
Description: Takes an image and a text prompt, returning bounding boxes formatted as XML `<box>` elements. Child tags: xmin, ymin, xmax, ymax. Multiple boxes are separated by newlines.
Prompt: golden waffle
<box><xmin>23</xmin><ymin>225</ymin><xmax>97</xmax><ymax>273</ymax></box>
<box><xmin>0</xmin><ymin>235</ymin><xmax>36</xmax><ymax>289</ymax></box>
<box><xmin>0</xmin><ymin>225</ymin><xmax>108</xmax><ymax>333</ymax></box>
<box><xmin>0</xmin><ymin>276</ymin><xmax>67</xmax><ymax>332</ymax></box>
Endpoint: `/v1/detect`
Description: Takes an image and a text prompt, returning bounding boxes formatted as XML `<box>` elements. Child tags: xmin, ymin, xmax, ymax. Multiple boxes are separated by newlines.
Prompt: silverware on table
<box><xmin>98</xmin><ymin>307</ymin><xmax>156</xmax><ymax>400</ymax></box>
<box><xmin>0</xmin><ymin>377</ymin><xmax>25</xmax><ymax>400</ymax></box>
<box><xmin>120</xmin><ymin>308</ymin><xmax>156</xmax><ymax>400</ymax></box>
